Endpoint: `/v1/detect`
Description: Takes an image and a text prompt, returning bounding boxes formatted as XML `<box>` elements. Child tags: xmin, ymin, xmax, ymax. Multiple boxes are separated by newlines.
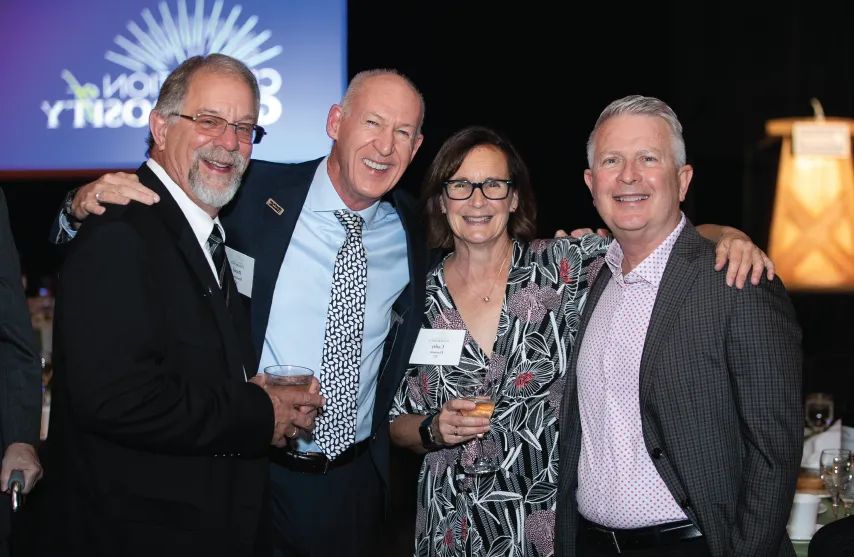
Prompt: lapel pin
<box><xmin>266</xmin><ymin>198</ymin><xmax>284</xmax><ymax>216</ymax></box>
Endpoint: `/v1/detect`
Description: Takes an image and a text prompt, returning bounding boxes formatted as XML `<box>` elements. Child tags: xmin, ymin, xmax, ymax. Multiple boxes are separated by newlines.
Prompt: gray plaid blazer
<box><xmin>555</xmin><ymin>220</ymin><xmax>803</xmax><ymax>557</ymax></box>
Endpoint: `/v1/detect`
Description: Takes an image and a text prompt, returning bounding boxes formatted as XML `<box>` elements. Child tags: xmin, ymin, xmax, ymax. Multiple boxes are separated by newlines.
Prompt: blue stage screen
<box><xmin>0</xmin><ymin>0</ymin><xmax>346</xmax><ymax>173</ymax></box>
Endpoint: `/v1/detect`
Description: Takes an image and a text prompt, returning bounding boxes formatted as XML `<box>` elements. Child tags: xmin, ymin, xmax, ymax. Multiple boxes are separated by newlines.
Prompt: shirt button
<box><xmin>651</xmin><ymin>447</ymin><xmax>663</xmax><ymax>459</ymax></box>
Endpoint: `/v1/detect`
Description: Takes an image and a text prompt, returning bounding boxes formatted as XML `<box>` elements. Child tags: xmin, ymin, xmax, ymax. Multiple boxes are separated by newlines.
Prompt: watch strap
<box><xmin>419</xmin><ymin>412</ymin><xmax>442</xmax><ymax>450</ymax></box>
<box><xmin>63</xmin><ymin>187</ymin><xmax>82</xmax><ymax>223</ymax></box>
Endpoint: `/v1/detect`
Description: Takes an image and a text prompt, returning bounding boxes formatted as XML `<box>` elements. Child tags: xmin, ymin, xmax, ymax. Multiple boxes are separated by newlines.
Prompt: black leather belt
<box><xmin>269</xmin><ymin>439</ymin><xmax>370</xmax><ymax>474</ymax></box>
<box><xmin>579</xmin><ymin>516</ymin><xmax>703</xmax><ymax>554</ymax></box>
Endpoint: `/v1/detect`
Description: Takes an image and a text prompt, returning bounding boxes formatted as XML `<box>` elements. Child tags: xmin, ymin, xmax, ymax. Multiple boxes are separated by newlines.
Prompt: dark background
<box><xmin>4</xmin><ymin>1</ymin><xmax>854</xmax><ymax>552</ymax></box>
<box><xmin>6</xmin><ymin>0</ymin><xmax>854</xmax><ymax>384</ymax></box>
<box><xmin>8</xmin><ymin>1</ymin><xmax>854</xmax><ymax>284</ymax></box>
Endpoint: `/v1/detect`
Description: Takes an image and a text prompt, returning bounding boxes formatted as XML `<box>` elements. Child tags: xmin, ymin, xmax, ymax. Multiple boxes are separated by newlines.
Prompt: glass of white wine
<box><xmin>458</xmin><ymin>376</ymin><xmax>500</xmax><ymax>475</ymax></box>
<box><xmin>820</xmin><ymin>448</ymin><xmax>852</xmax><ymax>519</ymax></box>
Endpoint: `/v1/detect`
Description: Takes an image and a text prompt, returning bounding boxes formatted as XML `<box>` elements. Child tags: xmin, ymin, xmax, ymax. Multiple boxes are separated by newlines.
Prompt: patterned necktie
<box><xmin>314</xmin><ymin>210</ymin><xmax>368</xmax><ymax>460</ymax></box>
<box><xmin>206</xmin><ymin>223</ymin><xmax>230</xmax><ymax>307</ymax></box>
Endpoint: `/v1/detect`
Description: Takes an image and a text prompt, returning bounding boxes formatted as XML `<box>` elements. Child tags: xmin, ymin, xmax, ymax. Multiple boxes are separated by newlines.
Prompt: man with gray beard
<box><xmin>187</xmin><ymin>142</ymin><xmax>247</xmax><ymax>208</ymax></box>
<box><xmin>42</xmin><ymin>54</ymin><xmax>324</xmax><ymax>557</ymax></box>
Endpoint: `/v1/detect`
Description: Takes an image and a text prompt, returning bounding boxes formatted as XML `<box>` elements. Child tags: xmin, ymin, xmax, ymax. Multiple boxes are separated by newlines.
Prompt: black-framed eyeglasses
<box><xmin>173</xmin><ymin>113</ymin><xmax>266</xmax><ymax>145</ymax></box>
<box><xmin>443</xmin><ymin>179</ymin><xmax>513</xmax><ymax>200</ymax></box>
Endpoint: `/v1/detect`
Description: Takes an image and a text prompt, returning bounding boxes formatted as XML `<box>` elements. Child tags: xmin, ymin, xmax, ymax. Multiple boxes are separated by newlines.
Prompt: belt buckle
<box><xmin>301</xmin><ymin>451</ymin><xmax>331</xmax><ymax>475</ymax></box>
<box><xmin>593</xmin><ymin>527</ymin><xmax>621</xmax><ymax>555</ymax></box>
<box><xmin>608</xmin><ymin>531</ymin><xmax>621</xmax><ymax>555</ymax></box>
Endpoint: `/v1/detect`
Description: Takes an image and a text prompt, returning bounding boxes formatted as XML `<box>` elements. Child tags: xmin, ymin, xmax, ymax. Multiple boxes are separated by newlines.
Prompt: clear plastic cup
<box><xmin>263</xmin><ymin>365</ymin><xmax>314</xmax><ymax>392</ymax></box>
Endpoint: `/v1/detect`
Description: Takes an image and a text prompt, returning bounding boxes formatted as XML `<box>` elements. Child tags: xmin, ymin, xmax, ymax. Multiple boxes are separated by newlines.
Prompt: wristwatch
<box><xmin>63</xmin><ymin>187</ymin><xmax>81</xmax><ymax>223</ymax></box>
<box><xmin>419</xmin><ymin>413</ymin><xmax>443</xmax><ymax>450</ymax></box>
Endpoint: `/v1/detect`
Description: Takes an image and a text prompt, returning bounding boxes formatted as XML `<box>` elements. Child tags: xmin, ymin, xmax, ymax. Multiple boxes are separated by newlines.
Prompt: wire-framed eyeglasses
<box><xmin>173</xmin><ymin>113</ymin><xmax>266</xmax><ymax>145</ymax></box>
<box><xmin>443</xmin><ymin>179</ymin><xmax>513</xmax><ymax>200</ymax></box>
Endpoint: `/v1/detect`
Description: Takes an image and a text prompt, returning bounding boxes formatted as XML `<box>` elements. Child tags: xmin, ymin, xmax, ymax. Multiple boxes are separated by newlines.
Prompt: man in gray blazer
<box><xmin>556</xmin><ymin>95</ymin><xmax>803</xmax><ymax>556</ymax></box>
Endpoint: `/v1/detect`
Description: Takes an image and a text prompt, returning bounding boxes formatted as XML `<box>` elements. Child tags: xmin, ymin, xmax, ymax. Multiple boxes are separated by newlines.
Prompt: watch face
<box><xmin>420</xmin><ymin>416</ymin><xmax>436</xmax><ymax>447</ymax></box>
<box><xmin>420</xmin><ymin>423</ymin><xmax>433</xmax><ymax>445</ymax></box>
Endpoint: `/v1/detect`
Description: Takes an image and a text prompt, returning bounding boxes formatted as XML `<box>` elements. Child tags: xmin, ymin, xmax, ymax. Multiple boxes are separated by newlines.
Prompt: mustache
<box><xmin>194</xmin><ymin>146</ymin><xmax>245</xmax><ymax>168</ymax></box>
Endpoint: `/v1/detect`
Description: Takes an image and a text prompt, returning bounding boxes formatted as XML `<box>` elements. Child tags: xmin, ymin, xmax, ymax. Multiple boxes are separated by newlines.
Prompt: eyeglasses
<box><xmin>443</xmin><ymin>179</ymin><xmax>513</xmax><ymax>200</ymax></box>
<box><xmin>173</xmin><ymin>113</ymin><xmax>266</xmax><ymax>145</ymax></box>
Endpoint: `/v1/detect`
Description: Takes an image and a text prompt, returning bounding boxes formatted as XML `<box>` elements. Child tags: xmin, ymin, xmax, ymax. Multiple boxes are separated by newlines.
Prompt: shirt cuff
<box><xmin>58</xmin><ymin>212</ymin><xmax>78</xmax><ymax>240</ymax></box>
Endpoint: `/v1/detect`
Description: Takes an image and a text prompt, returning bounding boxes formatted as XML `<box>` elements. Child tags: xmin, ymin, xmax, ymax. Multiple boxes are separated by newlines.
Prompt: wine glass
<box><xmin>805</xmin><ymin>393</ymin><xmax>834</xmax><ymax>435</ymax></box>
<box><xmin>458</xmin><ymin>376</ymin><xmax>501</xmax><ymax>475</ymax></box>
<box><xmin>846</xmin><ymin>452</ymin><xmax>854</xmax><ymax>517</ymax></box>
<box><xmin>820</xmin><ymin>448</ymin><xmax>852</xmax><ymax>519</ymax></box>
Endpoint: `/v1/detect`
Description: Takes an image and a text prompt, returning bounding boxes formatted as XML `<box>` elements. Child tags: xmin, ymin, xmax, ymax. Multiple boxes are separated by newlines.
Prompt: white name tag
<box><xmin>409</xmin><ymin>329</ymin><xmax>466</xmax><ymax>366</ymax></box>
<box><xmin>225</xmin><ymin>247</ymin><xmax>254</xmax><ymax>298</ymax></box>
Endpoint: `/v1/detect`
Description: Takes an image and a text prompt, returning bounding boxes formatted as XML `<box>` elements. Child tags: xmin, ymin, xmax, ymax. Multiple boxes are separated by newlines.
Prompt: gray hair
<box><xmin>586</xmin><ymin>95</ymin><xmax>686</xmax><ymax>169</ymax></box>
<box><xmin>341</xmin><ymin>68</ymin><xmax>425</xmax><ymax>137</ymax></box>
<box><xmin>145</xmin><ymin>54</ymin><xmax>260</xmax><ymax>157</ymax></box>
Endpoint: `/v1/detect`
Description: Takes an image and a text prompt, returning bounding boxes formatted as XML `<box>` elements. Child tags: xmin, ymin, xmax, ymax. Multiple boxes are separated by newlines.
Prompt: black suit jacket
<box><xmin>45</xmin><ymin>164</ymin><xmax>276</xmax><ymax>557</ymax></box>
<box><xmin>0</xmin><ymin>188</ymin><xmax>42</xmax><ymax>542</ymax></box>
<box><xmin>556</xmin><ymin>221</ymin><xmax>802</xmax><ymax>557</ymax></box>
<box><xmin>219</xmin><ymin>157</ymin><xmax>429</xmax><ymax>485</ymax></box>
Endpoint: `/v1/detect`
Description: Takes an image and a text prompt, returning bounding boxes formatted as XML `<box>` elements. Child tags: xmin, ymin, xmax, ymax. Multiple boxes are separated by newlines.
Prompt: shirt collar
<box><xmin>306</xmin><ymin>155</ymin><xmax>381</xmax><ymax>229</ymax></box>
<box><xmin>604</xmin><ymin>212</ymin><xmax>686</xmax><ymax>287</ymax></box>
<box><xmin>146</xmin><ymin>159</ymin><xmax>224</xmax><ymax>246</ymax></box>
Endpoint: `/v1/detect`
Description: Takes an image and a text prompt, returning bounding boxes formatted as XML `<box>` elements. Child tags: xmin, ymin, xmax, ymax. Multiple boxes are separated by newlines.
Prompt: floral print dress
<box><xmin>390</xmin><ymin>235</ymin><xmax>610</xmax><ymax>557</ymax></box>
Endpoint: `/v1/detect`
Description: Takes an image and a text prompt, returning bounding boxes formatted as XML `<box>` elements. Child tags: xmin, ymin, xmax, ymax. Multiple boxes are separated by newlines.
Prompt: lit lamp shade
<box><xmin>766</xmin><ymin>117</ymin><xmax>854</xmax><ymax>290</ymax></box>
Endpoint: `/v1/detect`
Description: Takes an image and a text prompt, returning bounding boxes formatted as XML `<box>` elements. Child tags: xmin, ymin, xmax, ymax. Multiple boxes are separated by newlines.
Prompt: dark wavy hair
<box><xmin>422</xmin><ymin>125</ymin><xmax>537</xmax><ymax>250</ymax></box>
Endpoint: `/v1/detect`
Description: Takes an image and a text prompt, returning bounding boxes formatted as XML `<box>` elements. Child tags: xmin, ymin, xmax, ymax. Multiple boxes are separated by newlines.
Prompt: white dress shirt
<box><xmin>146</xmin><ymin>159</ymin><xmax>225</xmax><ymax>286</ymax></box>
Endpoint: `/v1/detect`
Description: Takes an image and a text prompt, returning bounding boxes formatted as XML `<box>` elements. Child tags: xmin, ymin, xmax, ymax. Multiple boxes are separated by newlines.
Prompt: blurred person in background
<box><xmin>0</xmin><ymin>187</ymin><xmax>44</xmax><ymax>557</ymax></box>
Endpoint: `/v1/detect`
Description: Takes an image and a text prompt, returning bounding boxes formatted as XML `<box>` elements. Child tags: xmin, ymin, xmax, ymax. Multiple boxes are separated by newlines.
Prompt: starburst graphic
<box><xmin>105</xmin><ymin>0</ymin><xmax>282</xmax><ymax>72</ymax></box>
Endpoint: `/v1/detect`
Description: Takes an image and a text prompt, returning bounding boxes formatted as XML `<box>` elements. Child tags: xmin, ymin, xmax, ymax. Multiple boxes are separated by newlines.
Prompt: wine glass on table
<box><xmin>805</xmin><ymin>393</ymin><xmax>834</xmax><ymax>435</ymax></box>
<box><xmin>458</xmin><ymin>376</ymin><xmax>500</xmax><ymax>475</ymax></box>
<box><xmin>842</xmin><ymin>465</ymin><xmax>854</xmax><ymax>517</ymax></box>
<box><xmin>820</xmin><ymin>448</ymin><xmax>852</xmax><ymax>519</ymax></box>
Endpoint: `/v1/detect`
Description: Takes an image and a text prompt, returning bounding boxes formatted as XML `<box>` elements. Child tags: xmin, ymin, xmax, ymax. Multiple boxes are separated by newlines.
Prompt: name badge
<box><xmin>409</xmin><ymin>329</ymin><xmax>466</xmax><ymax>366</ymax></box>
<box><xmin>225</xmin><ymin>247</ymin><xmax>255</xmax><ymax>298</ymax></box>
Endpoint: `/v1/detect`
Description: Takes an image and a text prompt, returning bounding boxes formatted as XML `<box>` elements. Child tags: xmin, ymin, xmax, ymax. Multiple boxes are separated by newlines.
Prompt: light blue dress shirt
<box><xmin>258</xmin><ymin>157</ymin><xmax>410</xmax><ymax>452</ymax></box>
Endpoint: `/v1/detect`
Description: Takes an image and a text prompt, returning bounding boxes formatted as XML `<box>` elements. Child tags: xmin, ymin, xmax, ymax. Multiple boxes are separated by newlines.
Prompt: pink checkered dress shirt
<box><xmin>575</xmin><ymin>213</ymin><xmax>688</xmax><ymax>529</ymax></box>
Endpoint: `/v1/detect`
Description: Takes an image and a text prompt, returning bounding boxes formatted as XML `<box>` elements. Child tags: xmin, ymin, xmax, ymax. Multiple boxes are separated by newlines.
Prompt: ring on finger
<box><xmin>453</xmin><ymin>426</ymin><xmax>459</xmax><ymax>437</ymax></box>
<box><xmin>95</xmin><ymin>191</ymin><xmax>101</xmax><ymax>203</ymax></box>
<box><xmin>290</xmin><ymin>426</ymin><xmax>298</xmax><ymax>438</ymax></box>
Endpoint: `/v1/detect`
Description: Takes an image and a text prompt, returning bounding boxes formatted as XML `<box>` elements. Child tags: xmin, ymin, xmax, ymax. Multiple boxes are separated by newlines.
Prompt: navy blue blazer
<box><xmin>219</xmin><ymin>157</ymin><xmax>430</xmax><ymax>485</ymax></box>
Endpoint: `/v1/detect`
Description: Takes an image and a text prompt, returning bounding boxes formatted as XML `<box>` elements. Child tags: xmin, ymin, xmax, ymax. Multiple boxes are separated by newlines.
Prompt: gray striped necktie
<box><xmin>206</xmin><ymin>223</ymin><xmax>230</xmax><ymax>307</ymax></box>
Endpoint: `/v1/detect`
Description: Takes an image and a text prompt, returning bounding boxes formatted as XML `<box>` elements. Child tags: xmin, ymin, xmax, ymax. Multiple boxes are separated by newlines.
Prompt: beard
<box><xmin>187</xmin><ymin>145</ymin><xmax>247</xmax><ymax>208</ymax></box>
